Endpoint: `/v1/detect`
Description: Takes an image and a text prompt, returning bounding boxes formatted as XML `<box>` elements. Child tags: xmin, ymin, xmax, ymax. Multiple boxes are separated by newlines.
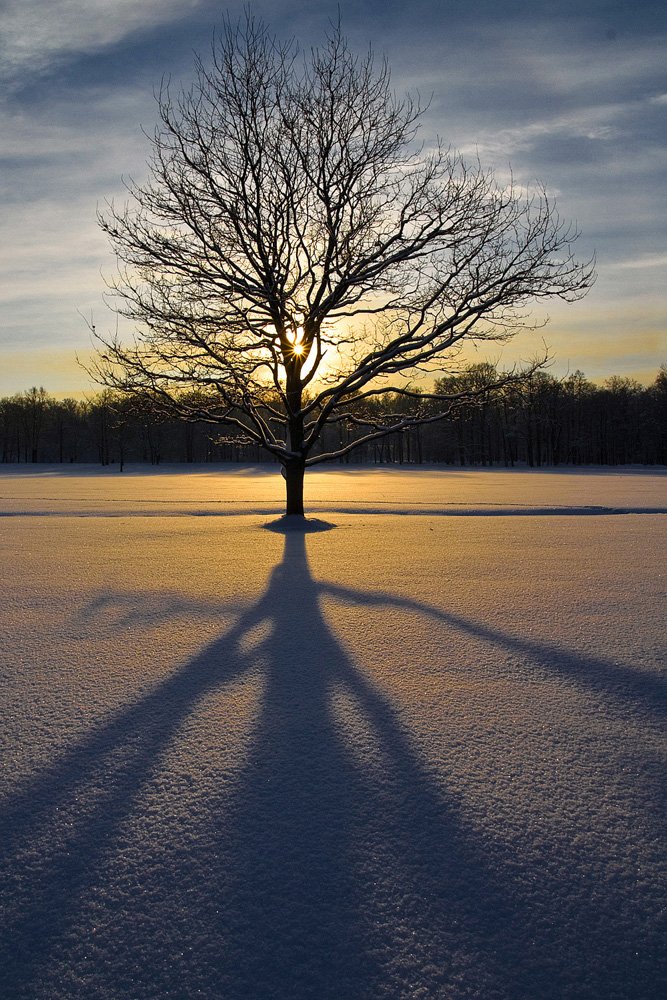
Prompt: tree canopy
<box><xmin>93</xmin><ymin>15</ymin><xmax>594</xmax><ymax>514</ymax></box>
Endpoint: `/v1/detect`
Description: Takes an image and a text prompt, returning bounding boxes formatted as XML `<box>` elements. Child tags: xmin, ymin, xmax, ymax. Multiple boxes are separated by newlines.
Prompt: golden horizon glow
<box><xmin>1</xmin><ymin>302</ymin><xmax>664</xmax><ymax>398</ymax></box>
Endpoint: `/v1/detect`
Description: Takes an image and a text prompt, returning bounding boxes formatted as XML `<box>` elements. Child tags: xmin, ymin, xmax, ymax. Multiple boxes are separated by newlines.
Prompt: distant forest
<box><xmin>2</xmin><ymin>364</ymin><xmax>666</xmax><ymax>468</ymax></box>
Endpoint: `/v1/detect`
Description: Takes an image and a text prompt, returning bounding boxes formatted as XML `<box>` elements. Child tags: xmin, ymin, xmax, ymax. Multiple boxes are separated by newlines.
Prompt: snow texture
<box><xmin>1</xmin><ymin>465</ymin><xmax>665</xmax><ymax>1000</ymax></box>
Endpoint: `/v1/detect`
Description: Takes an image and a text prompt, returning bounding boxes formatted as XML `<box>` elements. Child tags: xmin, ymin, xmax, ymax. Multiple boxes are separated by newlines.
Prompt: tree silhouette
<box><xmin>93</xmin><ymin>14</ymin><xmax>593</xmax><ymax>514</ymax></box>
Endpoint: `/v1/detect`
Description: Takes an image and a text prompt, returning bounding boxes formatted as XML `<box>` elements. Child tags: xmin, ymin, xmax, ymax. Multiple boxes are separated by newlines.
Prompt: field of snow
<box><xmin>1</xmin><ymin>465</ymin><xmax>665</xmax><ymax>999</ymax></box>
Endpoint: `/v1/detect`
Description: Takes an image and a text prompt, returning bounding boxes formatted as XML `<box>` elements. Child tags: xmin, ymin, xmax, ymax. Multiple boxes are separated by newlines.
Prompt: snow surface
<box><xmin>1</xmin><ymin>466</ymin><xmax>665</xmax><ymax>999</ymax></box>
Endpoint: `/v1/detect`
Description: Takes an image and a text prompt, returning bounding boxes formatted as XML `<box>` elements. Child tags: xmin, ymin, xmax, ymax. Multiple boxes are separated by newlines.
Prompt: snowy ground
<box><xmin>1</xmin><ymin>465</ymin><xmax>665</xmax><ymax>1000</ymax></box>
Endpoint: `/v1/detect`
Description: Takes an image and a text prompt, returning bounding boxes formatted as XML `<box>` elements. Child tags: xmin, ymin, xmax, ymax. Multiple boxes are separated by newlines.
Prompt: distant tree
<box><xmin>650</xmin><ymin>365</ymin><xmax>667</xmax><ymax>464</ymax></box>
<box><xmin>598</xmin><ymin>376</ymin><xmax>645</xmax><ymax>464</ymax></box>
<box><xmin>19</xmin><ymin>387</ymin><xmax>49</xmax><ymax>463</ymax></box>
<box><xmin>0</xmin><ymin>395</ymin><xmax>20</xmax><ymax>462</ymax></box>
<box><xmin>47</xmin><ymin>397</ymin><xmax>84</xmax><ymax>463</ymax></box>
<box><xmin>557</xmin><ymin>371</ymin><xmax>592</xmax><ymax>464</ymax></box>
<box><xmin>92</xmin><ymin>15</ymin><xmax>594</xmax><ymax>515</ymax></box>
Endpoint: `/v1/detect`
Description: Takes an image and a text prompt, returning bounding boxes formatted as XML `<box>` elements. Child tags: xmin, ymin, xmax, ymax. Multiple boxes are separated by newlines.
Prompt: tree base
<box><xmin>283</xmin><ymin>460</ymin><xmax>305</xmax><ymax>516</ymax></box>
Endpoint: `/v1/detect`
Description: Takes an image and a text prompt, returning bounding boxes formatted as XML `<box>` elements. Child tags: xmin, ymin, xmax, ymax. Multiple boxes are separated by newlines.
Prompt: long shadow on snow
<box><xmin>323</xmin><ymin>582</ymin><xmax>667</xmax><ymax>725</ymax></box>
<box><xmin>1</xmin><ymin>528</ymin><xmax>664</xmax><ymax>999</ymax></box>
<box><xmin>1</xmin><ymin>529</ymin><xmax>520</xmax><ymax>998</ymax></box>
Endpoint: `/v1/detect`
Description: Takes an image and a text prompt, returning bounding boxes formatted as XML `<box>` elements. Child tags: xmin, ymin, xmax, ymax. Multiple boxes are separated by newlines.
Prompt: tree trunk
<box><xmin>284</xmin><ymin>459</ymin><xmax>305</xmax><ymax>516</ymax></box>
<box><xmin>284</xmin><ymin>357</ymin><xmax>306</xmax><ymax>516</ymax></box>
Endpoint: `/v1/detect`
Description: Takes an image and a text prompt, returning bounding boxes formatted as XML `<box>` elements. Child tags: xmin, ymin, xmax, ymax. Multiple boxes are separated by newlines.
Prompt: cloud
<box><xmin>0</xmin><ymin>0</ymin><xmax>203</xmax><ymax>81</ymax></box>
<box><xmin>612</xmin><ymin>254</ymin><xmax>667</xmax><ymax>271</ymax></box>
<box><xmin>0</xmin><ymin>84</ymin><xmax>150</xmax><ymax>360</ymax></box>
<box><xmin>457</xmin><ymin>103</ymin><xmax>625</xmax><ymax>164</ymax></box>
<box><xmin>498</xmin><ymin>31</ymin><xmax>667</xmax><ymax>100</ymax></box>
<box><xmin>0</xmin><ymin>0</ymin><xmax>665</xmax><ymax>395</ymax></box>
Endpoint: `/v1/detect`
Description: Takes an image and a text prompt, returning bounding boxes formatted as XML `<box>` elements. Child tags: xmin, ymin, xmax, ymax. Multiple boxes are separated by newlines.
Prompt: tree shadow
<box><xmin>1</xmin><ymin>529</ymin><xmax>664</xmax><ymax>999</ymax></box>
<box><xmin>321</xmin><ymin>582</ymin><xmax>667</xmax><ymax>726</ymax></box>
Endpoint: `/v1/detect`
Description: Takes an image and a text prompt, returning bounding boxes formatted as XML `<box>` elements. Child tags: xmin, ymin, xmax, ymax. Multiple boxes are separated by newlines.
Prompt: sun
<box><xmin>291</xmin><ymin>325</ymin><xmax>306</xmax><ymax>356</ymax></box>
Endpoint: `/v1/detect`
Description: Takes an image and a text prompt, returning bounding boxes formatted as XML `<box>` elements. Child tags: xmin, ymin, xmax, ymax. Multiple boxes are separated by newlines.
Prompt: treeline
<box><xmin>2</xmin><ymin>364</ymin><xmax>666</xmax><ymax>468</ymax></box>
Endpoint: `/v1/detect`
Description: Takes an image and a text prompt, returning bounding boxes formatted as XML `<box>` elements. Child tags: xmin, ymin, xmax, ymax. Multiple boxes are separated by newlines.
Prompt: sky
<box><xmin>0</xmin><ymin>0</ymin><xmax>665</xmax><ymax>397</ymax></box>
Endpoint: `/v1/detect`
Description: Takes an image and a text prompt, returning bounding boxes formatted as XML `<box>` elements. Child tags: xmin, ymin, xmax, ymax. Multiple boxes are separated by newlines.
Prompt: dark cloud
<box><xmin>0</xmin><ymin>0</ymin><xmax>665</xmax><ymax>392</ymax></box>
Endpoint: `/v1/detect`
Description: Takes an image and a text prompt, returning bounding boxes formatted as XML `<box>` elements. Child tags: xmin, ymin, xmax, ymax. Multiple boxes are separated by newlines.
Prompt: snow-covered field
<box><xmin>1</xmin><ymin>465</ymin><xmax>665</xmax><ymax>1000</ymax></box>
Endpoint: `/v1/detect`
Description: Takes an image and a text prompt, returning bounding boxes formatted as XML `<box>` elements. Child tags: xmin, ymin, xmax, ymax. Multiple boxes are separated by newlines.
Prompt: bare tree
<box><xmin>93</xmin><ymin>15</ymin><xmax>594</xmax><ymax>515</ymax></box>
